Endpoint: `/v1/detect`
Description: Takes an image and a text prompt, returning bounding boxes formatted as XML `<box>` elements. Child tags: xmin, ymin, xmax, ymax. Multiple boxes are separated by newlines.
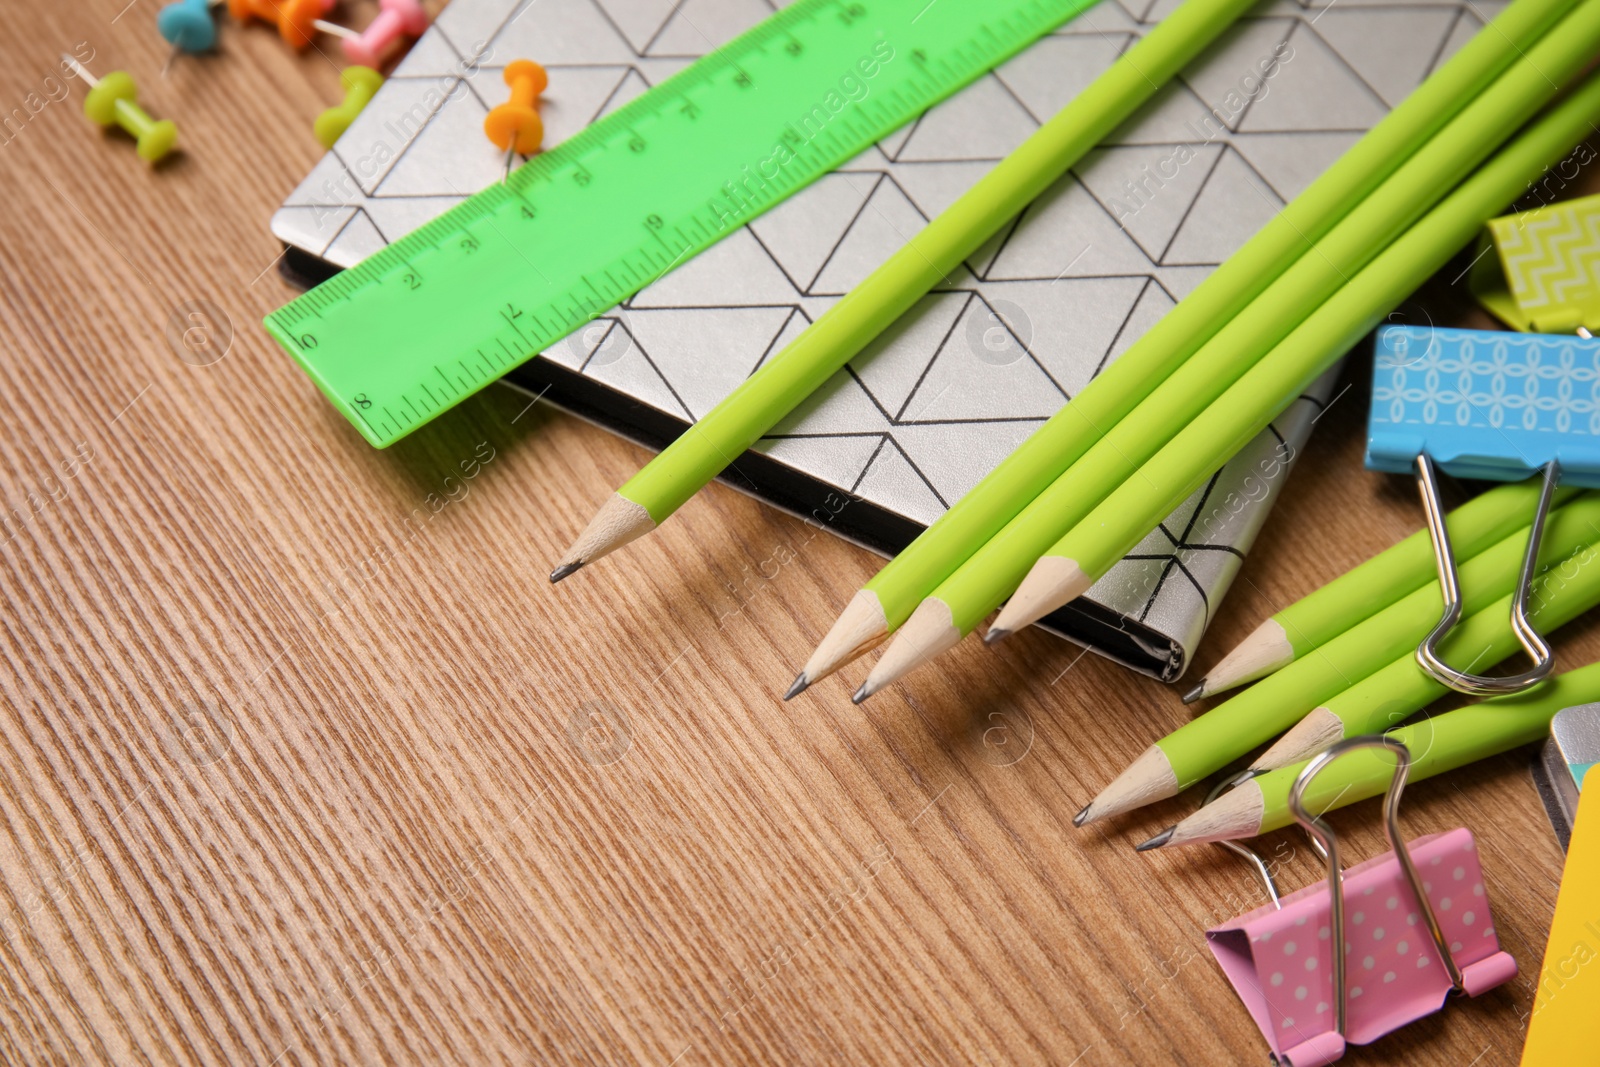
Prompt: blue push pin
<box><xmin>158</xmin><ymin>0</ymin><xmax>222</xmax><ymax>73</ymax></box>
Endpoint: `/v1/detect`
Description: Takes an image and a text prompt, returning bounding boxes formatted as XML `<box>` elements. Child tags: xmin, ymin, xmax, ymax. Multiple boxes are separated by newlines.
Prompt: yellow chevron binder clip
<box><xmin>1471</xmin><ymin>191</ymin><xmax>1600</xmax><ymax>334</ymax></box>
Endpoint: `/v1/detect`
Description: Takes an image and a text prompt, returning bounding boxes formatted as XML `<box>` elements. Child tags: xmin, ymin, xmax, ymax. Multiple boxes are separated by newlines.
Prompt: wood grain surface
<box><xmin>2</xmin><ymin>3</ymin><xmax>1594</xmax><ymax>1063</ymax></box>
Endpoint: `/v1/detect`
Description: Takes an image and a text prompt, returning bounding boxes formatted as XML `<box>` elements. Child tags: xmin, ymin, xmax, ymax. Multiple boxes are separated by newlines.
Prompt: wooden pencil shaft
<box><xmin>1161</xmin><ymin>493</ymin><xmax>1600</xmax><ymax>788</ymax></box>
<box><xmin>850</xmin><ymin>0</ymin><xmax>1580</xmax><ymax>632</ymax></box>
<box><xmin>615</xmin><ymin>0</ymin><xmax>1261</xmax><ymax>524</ymax></box>
<box><xmin>1249</xmin><ymin>661</ymin><xmax>1600</xmax><ymax>836</ymax></box>
<box><xmin>1040</xmin><ymin>18</ymin><xmax>1600</xmax><ymax>602</ymax></box>
<box><xmin>927</xmin><ymin>5</ymin><xmax>1600</xmax><ymax>637</ymax></box>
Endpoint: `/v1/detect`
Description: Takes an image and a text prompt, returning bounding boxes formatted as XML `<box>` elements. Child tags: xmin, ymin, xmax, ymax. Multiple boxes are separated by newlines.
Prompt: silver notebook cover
<box><xmin>270</xmin><ymin>0</ymin><xmax>1504</xmax><ymax>678</ymax></box>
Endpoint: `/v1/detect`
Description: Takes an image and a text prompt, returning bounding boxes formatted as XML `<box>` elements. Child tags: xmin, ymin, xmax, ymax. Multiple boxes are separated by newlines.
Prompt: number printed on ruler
<box><xmin>266</xmin><ymin>0</ymin><xmax>1101</xmax><ymax>447</ymax></box>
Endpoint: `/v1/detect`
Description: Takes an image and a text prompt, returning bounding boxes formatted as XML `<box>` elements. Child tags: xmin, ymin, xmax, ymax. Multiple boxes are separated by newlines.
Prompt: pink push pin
<box><xmin>340</xmin><ymin>0</ymin><xmax>428</xmax><ymax>67</ymax></box>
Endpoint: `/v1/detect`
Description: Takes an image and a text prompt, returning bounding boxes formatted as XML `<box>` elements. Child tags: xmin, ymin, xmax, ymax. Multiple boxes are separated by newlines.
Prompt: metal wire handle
<box><xmin>1287</xmin><ymin>736</ymin><xmax>1464</xmax><ymax>1041</ymax></box>
<box><xmin>1205</xmin><ymin>770</ymin><xmax>1284</xmax><ymax>909</ymax></box>
<box><xmin>1414</xmin><ymin>455</ymin><xmax>1558</xmax><ymax>697</ymax></box>
<box><xmin>1203</xmin><ymin>769</ymin><xmax>1337</xmax><ymax>913</ymax></box>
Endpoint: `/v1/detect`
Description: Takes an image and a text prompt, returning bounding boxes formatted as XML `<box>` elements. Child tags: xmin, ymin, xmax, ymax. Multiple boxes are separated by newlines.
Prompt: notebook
<box><xmin>269</xmin><ymin>0</ymin><xmax>1503</xmax><ymax>678</ymax></box>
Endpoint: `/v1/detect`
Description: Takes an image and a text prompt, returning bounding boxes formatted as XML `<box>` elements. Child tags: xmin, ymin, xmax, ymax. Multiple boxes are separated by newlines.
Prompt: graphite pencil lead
<box><xmin>1156</xmin><ymin>778</ymin><xmax>1267</xmax><ymax>847</ymax></box>
<box><xmin>1200</xmin><ymin>618</ymin><xmax>1294</xmax><ymax>696</ymax></box>
<box><xmin>856</xmin><ymin>598</ymin><xmax>963</xmax><ymax>696</ymax></box>
<box><xmin>1251</xmin><ymin>706</ymin><xmax>1344</xmax><ymax>773</ymax></box>
<box><xmin>1181</xmin><ymin>680</ymin><xmax>1205</xmax><ymax>705</ymax></box>
<box><xmin>1079</xmin><ymin>744</ymin><xmax>1180</xmax><ymax>823</ymax></box>
<box><xmin>982</xmin><ymin>625</ymin><xmax>1010</xmax><ymax>645</ymax></box>
<box><xmin>798</xmin><ymin>590</ymin><xmax>889</xmax><ymax>687</ymax></box>
<box><xmin>990</xmin><ymin>556</ymin><xmax>1091</xmax><ymax>635</ymax></box>
<box><xmin>1071</xmin><ymin>802</ymin><xmax>1092</xmax><ymax>827</ymax></box>
<box><xmin>553</xmin><ymin>493</ymin><xmax>657</xmax><ymax>578</ymax></box>
<box><xmin>783</xmin><ymin>672</ymin><xmax>810</xmax><ymax>701</ymax></box>
<box><xmin>851</xmin><ymin>681</ymin><xmax>871</xmax><ymax>705</ymax></box>
<box><xmin>1135</xmin><ymin>827</ymin><xmax>1175</xmax><ymax>852</ymax></box>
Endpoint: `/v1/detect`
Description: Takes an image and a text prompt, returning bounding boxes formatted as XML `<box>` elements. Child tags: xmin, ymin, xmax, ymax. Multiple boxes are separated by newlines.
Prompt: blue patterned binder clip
<box><xmin>1365</xmin><ymin>325</ymin><xmax>1585</xmax><ymax>697</ymax></box>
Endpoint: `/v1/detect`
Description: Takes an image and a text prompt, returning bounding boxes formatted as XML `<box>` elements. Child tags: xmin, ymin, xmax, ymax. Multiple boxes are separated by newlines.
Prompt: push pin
<box><xmin>315</xmin><ymin>66</ymin><xmax>383</xmax><ymax>148</ymax></box>
<box><xmin>227</xmin><ymin>0</ymin><xmax>334</xmax><ymax>51</ymax></box>
<box><xmin>64</xmin><ymin>56</ymin><xmax>178</xmax><ymax>164</ymax></box>
<box><xmin>335</xmin><ymin>0</ymin><xmax>429</xmax><ymax>67</ymax></box>
<box><xmin>158</xmin><ymin>0</ymin><xmax>223</xmax><ymax>73</ymax></box>
<box><xmin>484</xmin><ymin>60</ymin><xmax>547</xmax><ymax>183</ymax></box>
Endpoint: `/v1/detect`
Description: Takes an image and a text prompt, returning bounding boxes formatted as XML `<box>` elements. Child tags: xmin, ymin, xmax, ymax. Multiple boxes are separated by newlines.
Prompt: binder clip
<box><xmin>1206</xmin><ymin>737</ymin><xmax>1517</xmax><ymax>1066</ymax></box>
<box><xmin>1365</xmin><ymin>324</ymin><xmax>1600</xmax><ymax>695</ymax></box>
<box><xmin>1468</xmin><ymin>191</ymin><xmax>1600</xmax><ymax>334</ymax></box>
<box><xmin>1533</xmin><ymin>701</ymin><xmax>1600</xmax><ymax>850</ymax></box>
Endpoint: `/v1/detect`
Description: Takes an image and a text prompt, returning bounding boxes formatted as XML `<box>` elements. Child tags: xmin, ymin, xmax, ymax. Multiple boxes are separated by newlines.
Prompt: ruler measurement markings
<box><xmin>502</xmin><ymin>317</ymin><xmax>528</xmax><ymax>347</ymax></box>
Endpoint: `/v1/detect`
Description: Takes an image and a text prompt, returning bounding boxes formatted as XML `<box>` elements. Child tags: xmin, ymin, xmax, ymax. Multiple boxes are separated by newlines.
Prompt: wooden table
<box><xmin>1</xmin><ymin>4</ymin><xmax>1589</xmax><ymax>1063</ymax></box>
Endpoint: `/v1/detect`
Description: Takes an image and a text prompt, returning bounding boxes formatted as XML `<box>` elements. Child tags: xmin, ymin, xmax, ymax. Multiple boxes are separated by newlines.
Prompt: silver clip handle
<box><xmin>1205</xmin><ymin>770</ymin><xmax>1283</xmax><ymax>909</ymax></box>
<box><xmin>1287</xmin><ymin>736</ymin><xmax>1465</xmax><ymax>1042</ymax></box>
<box><xmin>1414</xmin><ymin>455</ymin><xmax>1557</xmax><ymax>697</ymax></box>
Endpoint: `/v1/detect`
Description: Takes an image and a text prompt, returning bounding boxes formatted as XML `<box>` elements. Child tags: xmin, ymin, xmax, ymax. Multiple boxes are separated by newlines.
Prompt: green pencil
<box><xmin>791</xmin><ymin>0</ymin><xmax>1579</xmax><ymax>695</ymax></box>
<box><xmin>860</xmin><ymin>6</ymin><xmax>1600</xmax><ymax>698</ymax></box>
<box><xmin>988</xmin><ymin>29</ymin><xmax>1600</xmax><ymax>643</ymax></box>
<box><xmin>1075</xmin><ymin>493</ymin><xmax>1600</xmax><ymax>825</ymax></box>
<box><xmin>1188</xmin><ymin>479</ymin><xmax>1582</xmax><ymax>704</ymax></box>
<box><xmin>1141</xmin><ymin>659</ymin><xmax>1600</xmax><ymax>849</ymax></box>
<box><xmin>551</xmin><ymin>0</ymin><xmax>1261</xmax><ymax>580</ymax></box>
<box><xmin>1256</xmin><ymin>521</ymin><xmax>1600</xmax><ymax>771</ymax></box>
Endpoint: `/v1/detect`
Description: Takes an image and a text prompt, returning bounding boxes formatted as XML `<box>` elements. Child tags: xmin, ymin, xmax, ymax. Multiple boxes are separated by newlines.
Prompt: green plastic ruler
<box><xmin>266</xmin><ymin>0</ymin><xmax>1100</xmax><ymax>448</ymax></box>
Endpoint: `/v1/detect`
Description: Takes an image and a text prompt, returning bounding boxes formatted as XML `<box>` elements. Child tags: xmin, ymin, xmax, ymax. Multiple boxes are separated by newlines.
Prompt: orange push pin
<box><xmin>484</xmin><ymin>60</ymin><xmax>546</xmax><ymax>183</ymax></box>
<box><xmin>227</xmin><ymin>0</ymin><xmax>334</xmax><ymax>50</ymax></box>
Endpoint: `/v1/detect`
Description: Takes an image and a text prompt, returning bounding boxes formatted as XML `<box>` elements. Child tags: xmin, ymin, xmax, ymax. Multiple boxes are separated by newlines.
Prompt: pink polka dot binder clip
<box><xmin>1205</xmin><ymin>737</ymin><xmax>1517</xmax><ymax>1066</ymax></box>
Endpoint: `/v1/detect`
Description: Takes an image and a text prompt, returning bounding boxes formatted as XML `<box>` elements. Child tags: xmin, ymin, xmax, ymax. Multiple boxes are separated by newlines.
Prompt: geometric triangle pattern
<box><xmin>270</xmin><ymin>0</ymin><xmax>1504</xmax><ymax>679</ymax></box>
<box><xmin>1094</xmin><ymin>364</ymin><xmax>1340</xmax><ymax>675</ymax></box>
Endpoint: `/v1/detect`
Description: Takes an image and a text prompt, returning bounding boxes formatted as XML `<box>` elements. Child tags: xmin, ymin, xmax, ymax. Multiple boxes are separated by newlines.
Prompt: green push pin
<box><xmin>314</xmin><ymin>66</ymin><xmax>383</xmax><ymax>149</ymax></box>
<box><xmin>65</xmin><ymin>56</ymin><xmax>179</xmax><ymax>164</ymax></box>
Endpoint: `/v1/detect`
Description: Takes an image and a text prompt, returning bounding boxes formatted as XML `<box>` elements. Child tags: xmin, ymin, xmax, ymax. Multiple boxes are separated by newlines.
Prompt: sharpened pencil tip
<box><xmin>1181</xmin><ymin>680</ymin><xmax>1205</xmax><ymax>705</ymax></box>
<box><xmin>1071</xmin><ymin>802</ymin><xmax>1092</xmax><ymax>827</ymax></box>
<box><xmin>783</xmin><ymin>672</ymin><xmax>810</xmax><ymax>701</ymax></box>
<box><xmin>982</xmin><ymin>625</ymin><xmax>1010</xmax><ymax>645</ymax></box>
<box><xmin>1135</xmin><ymin>827</ymin><xmax>1174</xmax><ymax>853</ymax></box>
<box><xmin>851</xmin><ymin>681</ymin><xmax>872</xmax><ymax>705</ymax></box>
<box><xmin>549</xmin><ymin>561</ymin><xmax>584</xmax><ymax>584</ymax></box>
